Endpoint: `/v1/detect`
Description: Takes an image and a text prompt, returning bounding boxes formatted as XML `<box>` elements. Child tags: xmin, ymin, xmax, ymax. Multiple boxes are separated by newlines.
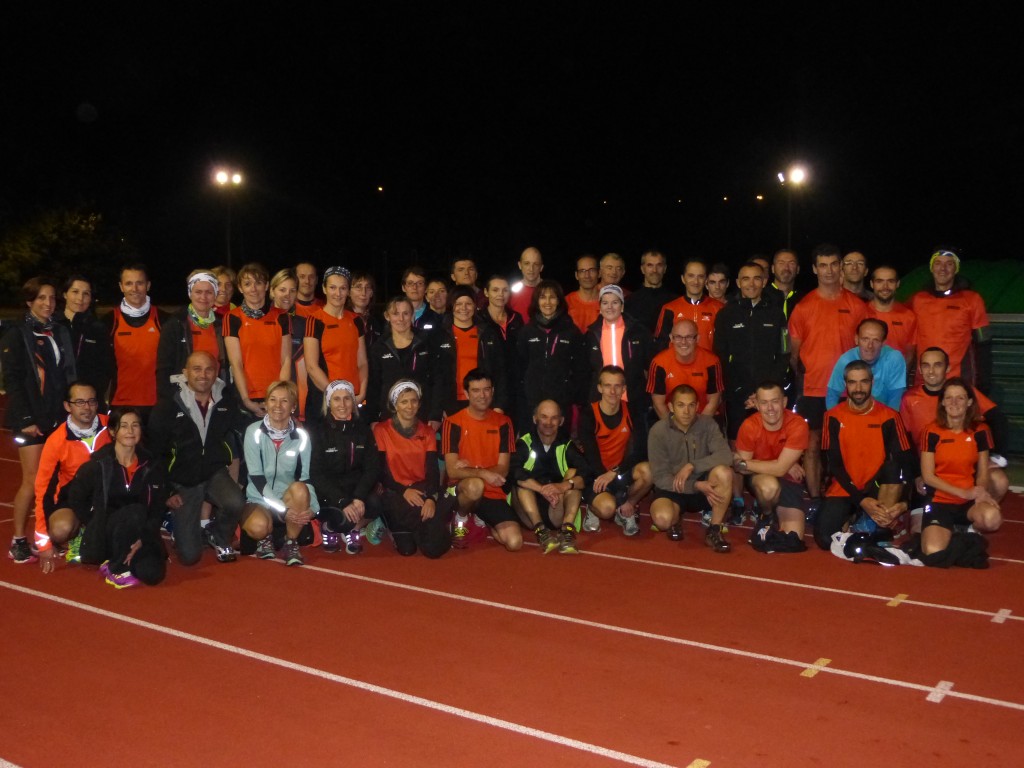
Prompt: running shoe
<box><xmin>705</xmin><ymin>524</ymin><xmax>731</xmax><ymax>553</ymax></box>
<box><xmin>700</xmin><ymin>509</ymin><xmax>713</xmax><ymax>528</ymax></box>
<box><xmin>65</xmin><ymin>528</ymin><xmax>84</xmax><ymax>563</ymax></box>
<box><xmin>582</xmin><ymin>508</ymin><xmax>602</xmax><ymax>533</ymax></box>
<box><xmin>536</xmin><ymin>526</ymin><xmax>558</xmax><ymax>555</ymax></box>
<box><xmin>282</xmin><ymin>539</ymin><xmax>304</xmax><ymax>566</ymax></box>
<box><xmin>204</xmin><ymin>525</ymin><xmax>237</xmax><ymax>563</ymax></box>
<box><xmin>321</xmin><ymin>527</ymin><xmax>342</xmax><ymax>553</ymax></box>
<box><xmin>364</xmin><ymin>517</ymin><xmax>386</xmax><ymax>546</ymax></box>
<box><xmin>255</xmin><ymin>535</ymin><xmax>276</xmax><ymax>560</ymax></box>
<box><xmin>101</xmin><ymin>561</ymin><xmax>141</xmax><ymax>589</ymax></box>
<box><xmin>452</xmin><ymin>520</ymin><xmax>469</xmax><ymax>549</ymax></box>
<box><xmin>667</xmin><ymin>523</ymin><xmax>683</xmax><ymax>541</ymax></box>
<box><xmin>558</xmin><ymin>526</ymin><xmax>580</xmax><ymax>554</ymax></box>
<box><xmin>728</xmin><ymin>498</ymin><xmax>746</xmax><ymax>526</ymax></box>
<box><xmin>8</xmin><ymin>538</ymin><xmax>37</xmax><ymax>564</ymax></box>
<box><xmin>614</xmin><ymin>511</ymin><xmax>639</xmax><ymax>537</ymax></box>
<box><xmin>345</xmin><ymin>528</ymin><xmax>363</xmax><ymax>555</ymax></box>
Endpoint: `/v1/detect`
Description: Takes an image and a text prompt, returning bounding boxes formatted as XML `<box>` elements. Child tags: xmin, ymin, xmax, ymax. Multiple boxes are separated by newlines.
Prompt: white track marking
<box><xmin>0</xmin><ymin>581</ymin><xmax>680</xmax><ymax>768</ymax></box>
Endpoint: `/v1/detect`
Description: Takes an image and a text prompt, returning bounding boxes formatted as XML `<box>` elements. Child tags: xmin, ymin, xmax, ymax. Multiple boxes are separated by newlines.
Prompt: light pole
<box><xmin>213</xmin><ymin>168</ymin><xmax>243</xmax><ymax>267</ymax></box>
<box><xmin>777</xmin><ymin>165</ymin><xmax>806</xmax><ymax>249</ymax></box>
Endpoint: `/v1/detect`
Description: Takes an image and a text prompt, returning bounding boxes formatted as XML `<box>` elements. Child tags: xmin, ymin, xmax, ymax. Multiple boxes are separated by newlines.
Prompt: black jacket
<box><xmin>155</xmin><ymin>307</ymin><xmax>230</xmax><ymax>400</ymax></box>
<box><xmin>1</xmin><ymin>319</ymin><xmax>77</xmax><ymax>433</ymax></box>
<box><xmin>584</xmin><ymin>314</ymin><xmax>653</xmax><ymax>410</ymax></box>
<box><xmin>55</xmin><ymin>309</ymin><xmax>112</xmax><ymax>407</ymax></box>
<box><xmin>429</xmin><ymin>317</ymin><xmax>508</xmax><ymax>419</ymax></box>
<box><xmin>309</xmin><ymin>415</ymin><xmax>380</xmax><ymax>507</ymax></box>
<box><xmin>365</xmin><ymin>330</ymin><xmax>433</xmax><ymax>423</ymax></box>
<box><xmin>517</xmin><ymin>312</ymin><xmax>588</xmax><ymax>413</ymax></box>
<box><xmin>713</xmin><ymin>296</ymin><xmax>789</xmax><ymax>403</ymax></box>
<box><xmin>147</xmin><ymin>379</ymin><xmax>247</xmax><ymax>487</ymax></box>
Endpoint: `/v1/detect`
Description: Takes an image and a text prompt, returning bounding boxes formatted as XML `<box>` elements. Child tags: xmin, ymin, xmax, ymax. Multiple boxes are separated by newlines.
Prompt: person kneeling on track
<box><xmin>65</xmin><ymin>408</ymin><xmax>167</xmax><ymax>589</ymax></box>
<box><xmin>918</xmin><ymin>378</ymin><xmax>1002</xmax><ymax>564</ymax></box>
<box><xmin>241</xmin><ymin>380</ymin><xmax>318</xmax><ymax>567</ymax></box>
<box><xmin>373</xmin><ymin>380</ymin><xmax>449</xmax><ymax>558</ymax></box>
<box><xmin>35</xmin><ymin>382</ymin><xmax>111</xmax><ymax>573</ymax></box>
<box><xmin>733</xmin><ymin>381</ymin><xmax>810</xmax><ymax>553</ymax></box>
<box><xmin>309</xmin><ymin>379</ymin><xmax>384</xmax><ymax>556</ymax></box>
<box><xmin>149</xmin><ymin>351</ymin><xmax>248</xmax><ymax>566</ymax></box>
<box><xmin>510</xmin><ymin>400</ymin><xmax>590</xmax><ymax>555</ymax></box>
<box><xmin>440</xmin><ymin>368</ymin><xmax>521</xmax><ymax>552</ymax></box>
<box><xmin>577</xmin><ymin>365</ymin><xmax>652</xmax><ymax>537</ymax></box>
<box><xmin>648</xmin><ymin>385</ymin><xmax>734</xmax><ymax>552</ymax></box>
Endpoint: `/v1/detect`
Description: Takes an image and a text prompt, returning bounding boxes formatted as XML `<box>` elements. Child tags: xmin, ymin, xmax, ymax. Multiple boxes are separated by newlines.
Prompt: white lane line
<box><xmin>927</xmin><ymin>680</ymin><xmax>955</xmax><ymax>703</ymax></box>
<box><xmin>577</xmin><ymin>548</ymin><xmax>1024</xmax><ymax>623</ymax></box>
<box><xmin>0</xmin><ymin>457</ymin><xmax>20</xmax><ymax>464</ymax></box>
<box><xmin>992</xmin><ymin>609</ymin><xmax>1013</xmax><ymax>624</ymax></box>
<box><xmin>0</xmin><ymin>759</ymin><xmax>25</xmax><ymax>767</ymax></box>
<box><xmin>289</xmin><ymin>565</ymin><xmax>1024</xmax><ymax>713</ymax></box>
<box><xmin>0</xmin><ymin>580</ymin><xmax>679</xmax><ymax>768</ymax></box>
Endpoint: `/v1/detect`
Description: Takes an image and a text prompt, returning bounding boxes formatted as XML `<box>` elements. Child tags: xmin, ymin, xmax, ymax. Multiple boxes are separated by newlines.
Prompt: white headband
<box><xmin>325</xmin><ymin>380</ymin><xmax>355</xmax><ymax>402</ymax></box>
<box><xmin>188</xmin><ymin>272</ymin><xmax>219</xmax><ymax>297</ymax></box>
<box><xmin>389</xmin><ymin>380</ymin><xmax>422</xmax><ymax>409</ymax></box>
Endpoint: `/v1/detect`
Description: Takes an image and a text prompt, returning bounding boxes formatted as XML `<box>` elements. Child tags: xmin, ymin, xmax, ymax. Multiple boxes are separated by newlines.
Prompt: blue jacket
<box><xmin>826</xmin><ymin>345</ymin><xmax>906</xmax><ymax>410</ymax></box>
<box><xmin>244</xmin><ymin>420</ymin><xmax>319</xmax><ymax>517</ymax></box>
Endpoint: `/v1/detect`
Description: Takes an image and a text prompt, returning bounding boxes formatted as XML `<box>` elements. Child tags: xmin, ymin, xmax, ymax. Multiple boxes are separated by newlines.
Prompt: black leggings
<box><xmin>319</xmin><ymin>494</ymin><xmax>384</xmax><ymax>534</ymax></box>
<box><xmin>381</xmin><ymin>490</ymin><xmax>449</xmax><ymax>559</ymax></box>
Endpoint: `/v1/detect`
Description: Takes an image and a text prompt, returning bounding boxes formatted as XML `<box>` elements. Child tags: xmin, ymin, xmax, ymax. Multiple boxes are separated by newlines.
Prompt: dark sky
<box><xmin>2</xmin><ymin>4</ymin><xmax>1021</xmax><ymax>298</ymax></box>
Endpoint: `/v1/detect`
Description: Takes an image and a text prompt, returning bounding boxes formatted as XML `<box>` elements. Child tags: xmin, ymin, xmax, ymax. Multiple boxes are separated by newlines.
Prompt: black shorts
<box><xmin>12</xmin><ymin>431</ymin><xmax>48</xmax><ymax>448</ymax></box>
<box><xmin>745</xmin><ymin>475</ymin><xmax>804</xmax><ymax>510</ymax></box>
<box><xmin>584</xmin><ymin>474</ymin><xmax>631</xmax><ymax>506</ymax></box>
<box><xmin>922</xmin><ymin>501</ymin><xmax>972</xmax><ymax>531</ymax></box>
<box><xmin>652</xmin><ymin>487</ymin><xmax>707</xmax><ymax>513</ymax></box>
<box><xmin>472</xmin><ymin>496</ymin><xmax>518</xmax><ymax>528</ymax></box>
<box><xmin>795</xmin><ymin>396</ymin><xmax>825</xmax><ymax>430</ymax></box>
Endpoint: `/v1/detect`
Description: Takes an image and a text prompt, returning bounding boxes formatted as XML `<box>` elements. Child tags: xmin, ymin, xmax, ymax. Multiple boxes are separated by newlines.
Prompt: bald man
<box><xmin>508</xmin><ymin>246</ymin><xmax>544</xmax><ymax>318</ymax></box>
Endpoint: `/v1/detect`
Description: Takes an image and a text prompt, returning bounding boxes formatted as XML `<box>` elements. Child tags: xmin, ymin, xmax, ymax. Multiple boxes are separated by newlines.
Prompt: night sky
<box><xmin>2</xmin><ymin>5</ymin><xmax>1021</xmax><ymax>301</ymax></box>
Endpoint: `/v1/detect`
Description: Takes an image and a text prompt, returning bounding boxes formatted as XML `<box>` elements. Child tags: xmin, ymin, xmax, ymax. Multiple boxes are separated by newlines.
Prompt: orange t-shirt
<box><xmin>866</xmin><ymin>301</ymin><xmax>917</xmax><ymax>355</ymax></box>
<box><xmin>111</xmin><ymin>307</ymin><xmax>161</xmax><ymax>406</ymax></box>
<box><xmin>294</xmin><ymin>298</ymin><xmax>325</xmax><ymax>319</ymax></box>
<box><xmin>735</xmin><ymin>409</ymin><xmax>809</xmax><ymax>461</ymax></box>
<box><xmin>900</xmin><ymin>385</ymin><xmax>996</xmax><ymax>450</ymax></box>
<box><xmin>191</xmin><ymin>322</ymin><xmax>220</xmax><ymax>363</ymax></box>
<box><xmin>822</xmin><ymin>400</ymin><xmax>910</xmax><ymax>497</ymax></box>
<box><xmin>225</xmin><ymin>307</ymin><xmax>290</xmax><ymax>400</ymax></box>
<box><xmin>566</xmin><ymin>292</ymin><xmax>600</xmax><ymax>334</ymax></box>
<box><xmin>923</xmin><ymin>422</ymin><xmax>992</xmax><ymax>504</ymax></box>
<box><xmin>654</xmin><ymin>295</ymin><xmax>724</xmax><ymax>351</ymax></box>
<box><xmin>305</xmin><ymin>308</ymin><xmax>364</xmax><ymax>387</ymax></box>
<box><xmin>590</xmin><ymin>401</ymin><xmax>632</xmax><ymax>471</ymax></box>
<box><xmin>788</xmin><ymin>289</ymin><xmax>869</xmax><ymax>397</ymax></box>
<box><xmin>646</xmin><ymin>346</ymin><xmax>721</xmax><ymax>411</ymax></box>
<box><xmin>452</xmin><ymin>325</ymin><xmax>480</xmax><ymax>400</ymax></box>
<box><xmin>909</xmin><ymin>289</ymin><xmax>988</xmax><ymax>379</ymax></box>
<box><xmin>441</xmin><ymin>408</ymin><xmax>515</xmax><ymax>500</ymax></box>
<box><xmin>373</xmin><ymin>419</ymin><xmax>437</xmax><ymax>488</ymax></box>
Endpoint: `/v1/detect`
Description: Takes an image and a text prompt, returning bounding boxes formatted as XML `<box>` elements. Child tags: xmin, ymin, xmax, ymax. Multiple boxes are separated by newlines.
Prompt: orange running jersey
<box><xmin>305</xmin><ymin>308</ymin><xmax>364</xmax><ymax>387</ymax></box>
<box><xmin>373</xmin><ymin>419</ymin><xmax>437</xmax><ymax>488</ymax></box>
<box><xmin>111</xmin><ymin>307</ymin><xmax>161</xmax><ymax>406</ymax></box>
<box><xmin>866</xmin><ymin>301</ymin><xmax>917</xmax><ymax>355</ymax></box>
<box><xmin>923</xmin><ymin>421</ymin><xmax>992</xmax><ymax>505</ymax></box>
<box><xmin>441</xmin><ymin>408</ymin><xmax>514</xmax><ymax>500</ymax></box>
<box><xmin>788</xmin><ymin>289</ymin><xmax>869</xmax><ymax>397</ymax></box>
<box><xmin>225</xmin><ymin>307</ymin><xmax>290</xmax><ymax>400</ymax></box>
<box><xmin>735</xmin><ymin>409</ymin><xmax>809</xmax><ymax>461</ymax></box>
<box><xmin>646</xmin><ymin>346</ymin><xmax>721</xmax><ymax>411</ymax></box>
<box><xmin>900</xmin><ymin>385</ymin><xmax>996</xmax><ymax>450</ymax></box>
<box><xmin>590</xmin><ymin>401</ymin><xmax>632</xmax><ymax>471</ymax></box>
<box><xmin>566</xmin><ymin>292</ymin><xmax>600</xmax><ymax>333</ymax></box>
<box><xmin>452</xmin><ymin>325</ymin><xmax>480</xmax><ymax>400</ymax></box>
<box><xmin>654</xmin><ymin>295</ymin><xmax>724</xmax><ymax>351</ymax></box>
<box><xmin>909</xmin><ymin>289</ymin><xmax>988</xmax><ymax>379</ymax></box>
<box><xmin>822</xmin><ymin>400</ymin><xmax>911</xmax><ymax>497</ymax></box>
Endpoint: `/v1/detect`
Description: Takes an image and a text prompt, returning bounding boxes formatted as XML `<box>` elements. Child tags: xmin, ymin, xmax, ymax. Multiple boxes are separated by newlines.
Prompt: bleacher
<box><xmin>991</xmin><ymin>315</ymin><xmax>1024</xmax><ymax>456</ymax></box>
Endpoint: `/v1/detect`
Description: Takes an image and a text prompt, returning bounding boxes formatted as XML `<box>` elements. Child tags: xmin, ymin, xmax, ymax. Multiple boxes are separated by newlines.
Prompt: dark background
<box><xmin>1</xmin><ymin>4</ymin><xmax>1021</xmax><ymax>302</ymax></box>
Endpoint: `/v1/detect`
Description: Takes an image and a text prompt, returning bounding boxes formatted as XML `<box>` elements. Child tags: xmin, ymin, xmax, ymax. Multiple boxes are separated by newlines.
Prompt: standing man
<box><xmin>647</xmin><ymin>319</ymin><xmax>722</xmax><ymax>419</ymax></box>
<box><xmin>625</xmin><ymin>249</ymin><xmax>676</xmax><ymax>332</ymax></box>
<box><xmin>294</xmin><ymin>261</ymin><xmax>324</xmax><ymax>318</ymax></box>
<box><xmin>509</xmin><ymin>400</ymin><xmax>589</xmax><ymax>554</ymax></box>
<box><xmin>450</xmin><ymin>256</ymin><xmax>487</xmax><ymax>310</ymax></box>
<box><xmin>440</xmin><ymin>368</ymin><xmax>521</xmax><ymax>551</ymax></box>
<box><xmin>508</xmin><ymin>246</ymin><xmax>544</xmax><ymax>318</ymax></box>
<box><xmin>654</xmin><ymin>259</ymin><xmax>724</xmax><ymax>351</ymax></box>
<box><xmin>106</xmin><ymin>263</ymin><xmax>165</xmax><ymax>422</ymax></box>
<box><xmin>815</xmin><ymin>361</ymin><xmax>914</xmax><ymax>549</ymax></box>
<box><xmin>788</xmin><ymin>244</ymin><xmax>869</xmax><ymax>503</ymax></box>
<box><xmin>768</xmin><ymin>249</ymin><xmax>802</xmax><ymax>318</ymax></box>
<box><xmin>402</xmin><ymin>266</ymin><xmax>443</xmax><ymax>332</ymax></box>
<box><xmin>566</xmin><ymin>254</ymin><xmax>602</xmax><ymax>333</ymax></box>
<box><xmin>148</xmin><ymin>350</ymin><xmax>248</xmax><ymax>565</ymax></box>
<box><xmin>909</xmin><ymin>247</ymin><xmax>991</xmax><ymax>389</ymax></box>
<box><xmin>648</xmin><ymin>385</ymin><xmax>734</xmax><ymax>552</ymax></box>
<box><xmin>866</xmin><ymin>265</ymin><xmax>917</xmax><ymax>371</ymax></box>
<box><xmin>598</xmin><ymin>252</ymin><xmax>628</xmax><ymax>294</ymax></box>
<box><xmin>705</xmin><ymin>263</ymin><xmax>731</xmax><ymax>303</ymax></box>
<box><xmin>825</xmin><ymin>318</ymin><xmax>907</xmax><ymax>411</ymax></box>
<box><xmin>734</xmin><ymin>381</ymin><xmax>809</xmax><ymax>544</ymax></box>
<box><xmin>841</xmin><ymin>251</ymin><xmax>873</xmax><ymax>300</ymax></box>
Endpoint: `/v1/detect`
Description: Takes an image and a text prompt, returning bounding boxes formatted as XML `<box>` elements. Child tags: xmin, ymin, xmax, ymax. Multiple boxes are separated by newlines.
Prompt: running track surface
<box><xmin>2</xmin><ymin>408</ymin><xmax>1023</xmax><ymax>767</ymax></box>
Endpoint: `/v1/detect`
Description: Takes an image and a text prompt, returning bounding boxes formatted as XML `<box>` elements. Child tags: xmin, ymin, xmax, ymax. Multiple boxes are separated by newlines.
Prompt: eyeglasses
<box><xmin>576</xmin><ymin>267</ymin><xmax>598</xmax><ymax>274</ymax></box>
<box><xmin>68</xmin><ymin>398</ymin><xmax>99</xmax><ymax>407</ymax></box>
<box><xmin>670</xmin><ymin>334</ymin><xmax>698</xmax><ymax>342</ymax></box>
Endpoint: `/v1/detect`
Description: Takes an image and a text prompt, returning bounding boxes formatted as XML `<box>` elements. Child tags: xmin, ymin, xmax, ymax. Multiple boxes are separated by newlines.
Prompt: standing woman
<box><xmin>2</xmin><ymin>277</ymin><xmax>77</xmax><ymax>564</ymax></box>
<box><xmin>212</xmin><ymin>265</ymin><xmax>237</xmax><ymax>320</ymax></box>
<box><xmin>303</xmin><ymin>266</ymin><xmax>368</xmax><ymax>421</ymax></box>
<box><xmin>270</xmin><ymin>268</ymin><xmax>310</xmax><ymax>421</ymax></box>
<box><xmin>348</xmin><ymin>271</ymin><xmax>384</xmax><ymax>350</ymax></box>
<box><xmin>240</xmin><ymin>380</ymin><xmax>318</xmax><ymax>566</ymax></box>
<box><xmin>66</xmin><ymin>408</ymin><xmax>167</xmax><ymax>588</ymax></box>
<box><xmin>919</xmin><ymin>377</ymin><xmax>1004</xmax><ymax>556</ymax></box>
<box><xmin>477</xmin><ymin>275</ymin><xmax>524</xmax><ymax>423</ymax></box>
<box><xmin>372</xmin><ymin>380</ymin><xmax>448</xmax><ymax>558</ymax></box>
<box><xmin>309</xmin><ymin>380</ymin><xmax>383</xmax><ymax>555</ymax></box>
<box><xmin>517</xmin><ymin>279</ymin><xmax>588</xmax><ymax>431</ymax></box>
<box><xmin>366</xmin><ymin>296</ymin><xmax>434</xmax><ymax>425</ymax></box>
<box><xmin>157</xmin><ymin>270</ymin><xmax>229</xmax><ymax>399</ymax></box>
<box><xmin>223</xmin><ymin>262</ymin><xmax>291</xmax><ymax>420</ymax></box>
<box><xmin>430</xmin><ymin>285</ymin><xmax>507</xmax><ymax>421</ymax></box>
<box><xmin>56</xmin><ymin>274</ymin><xmax>112</xmax><ymax>409</ymax></box>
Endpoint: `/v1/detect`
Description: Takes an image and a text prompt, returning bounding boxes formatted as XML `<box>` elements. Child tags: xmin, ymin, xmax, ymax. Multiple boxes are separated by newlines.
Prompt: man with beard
<box><xmin>866</xmin><ymin>265</ymin><xmax>917</xmax><ymax>371</ymax></box>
